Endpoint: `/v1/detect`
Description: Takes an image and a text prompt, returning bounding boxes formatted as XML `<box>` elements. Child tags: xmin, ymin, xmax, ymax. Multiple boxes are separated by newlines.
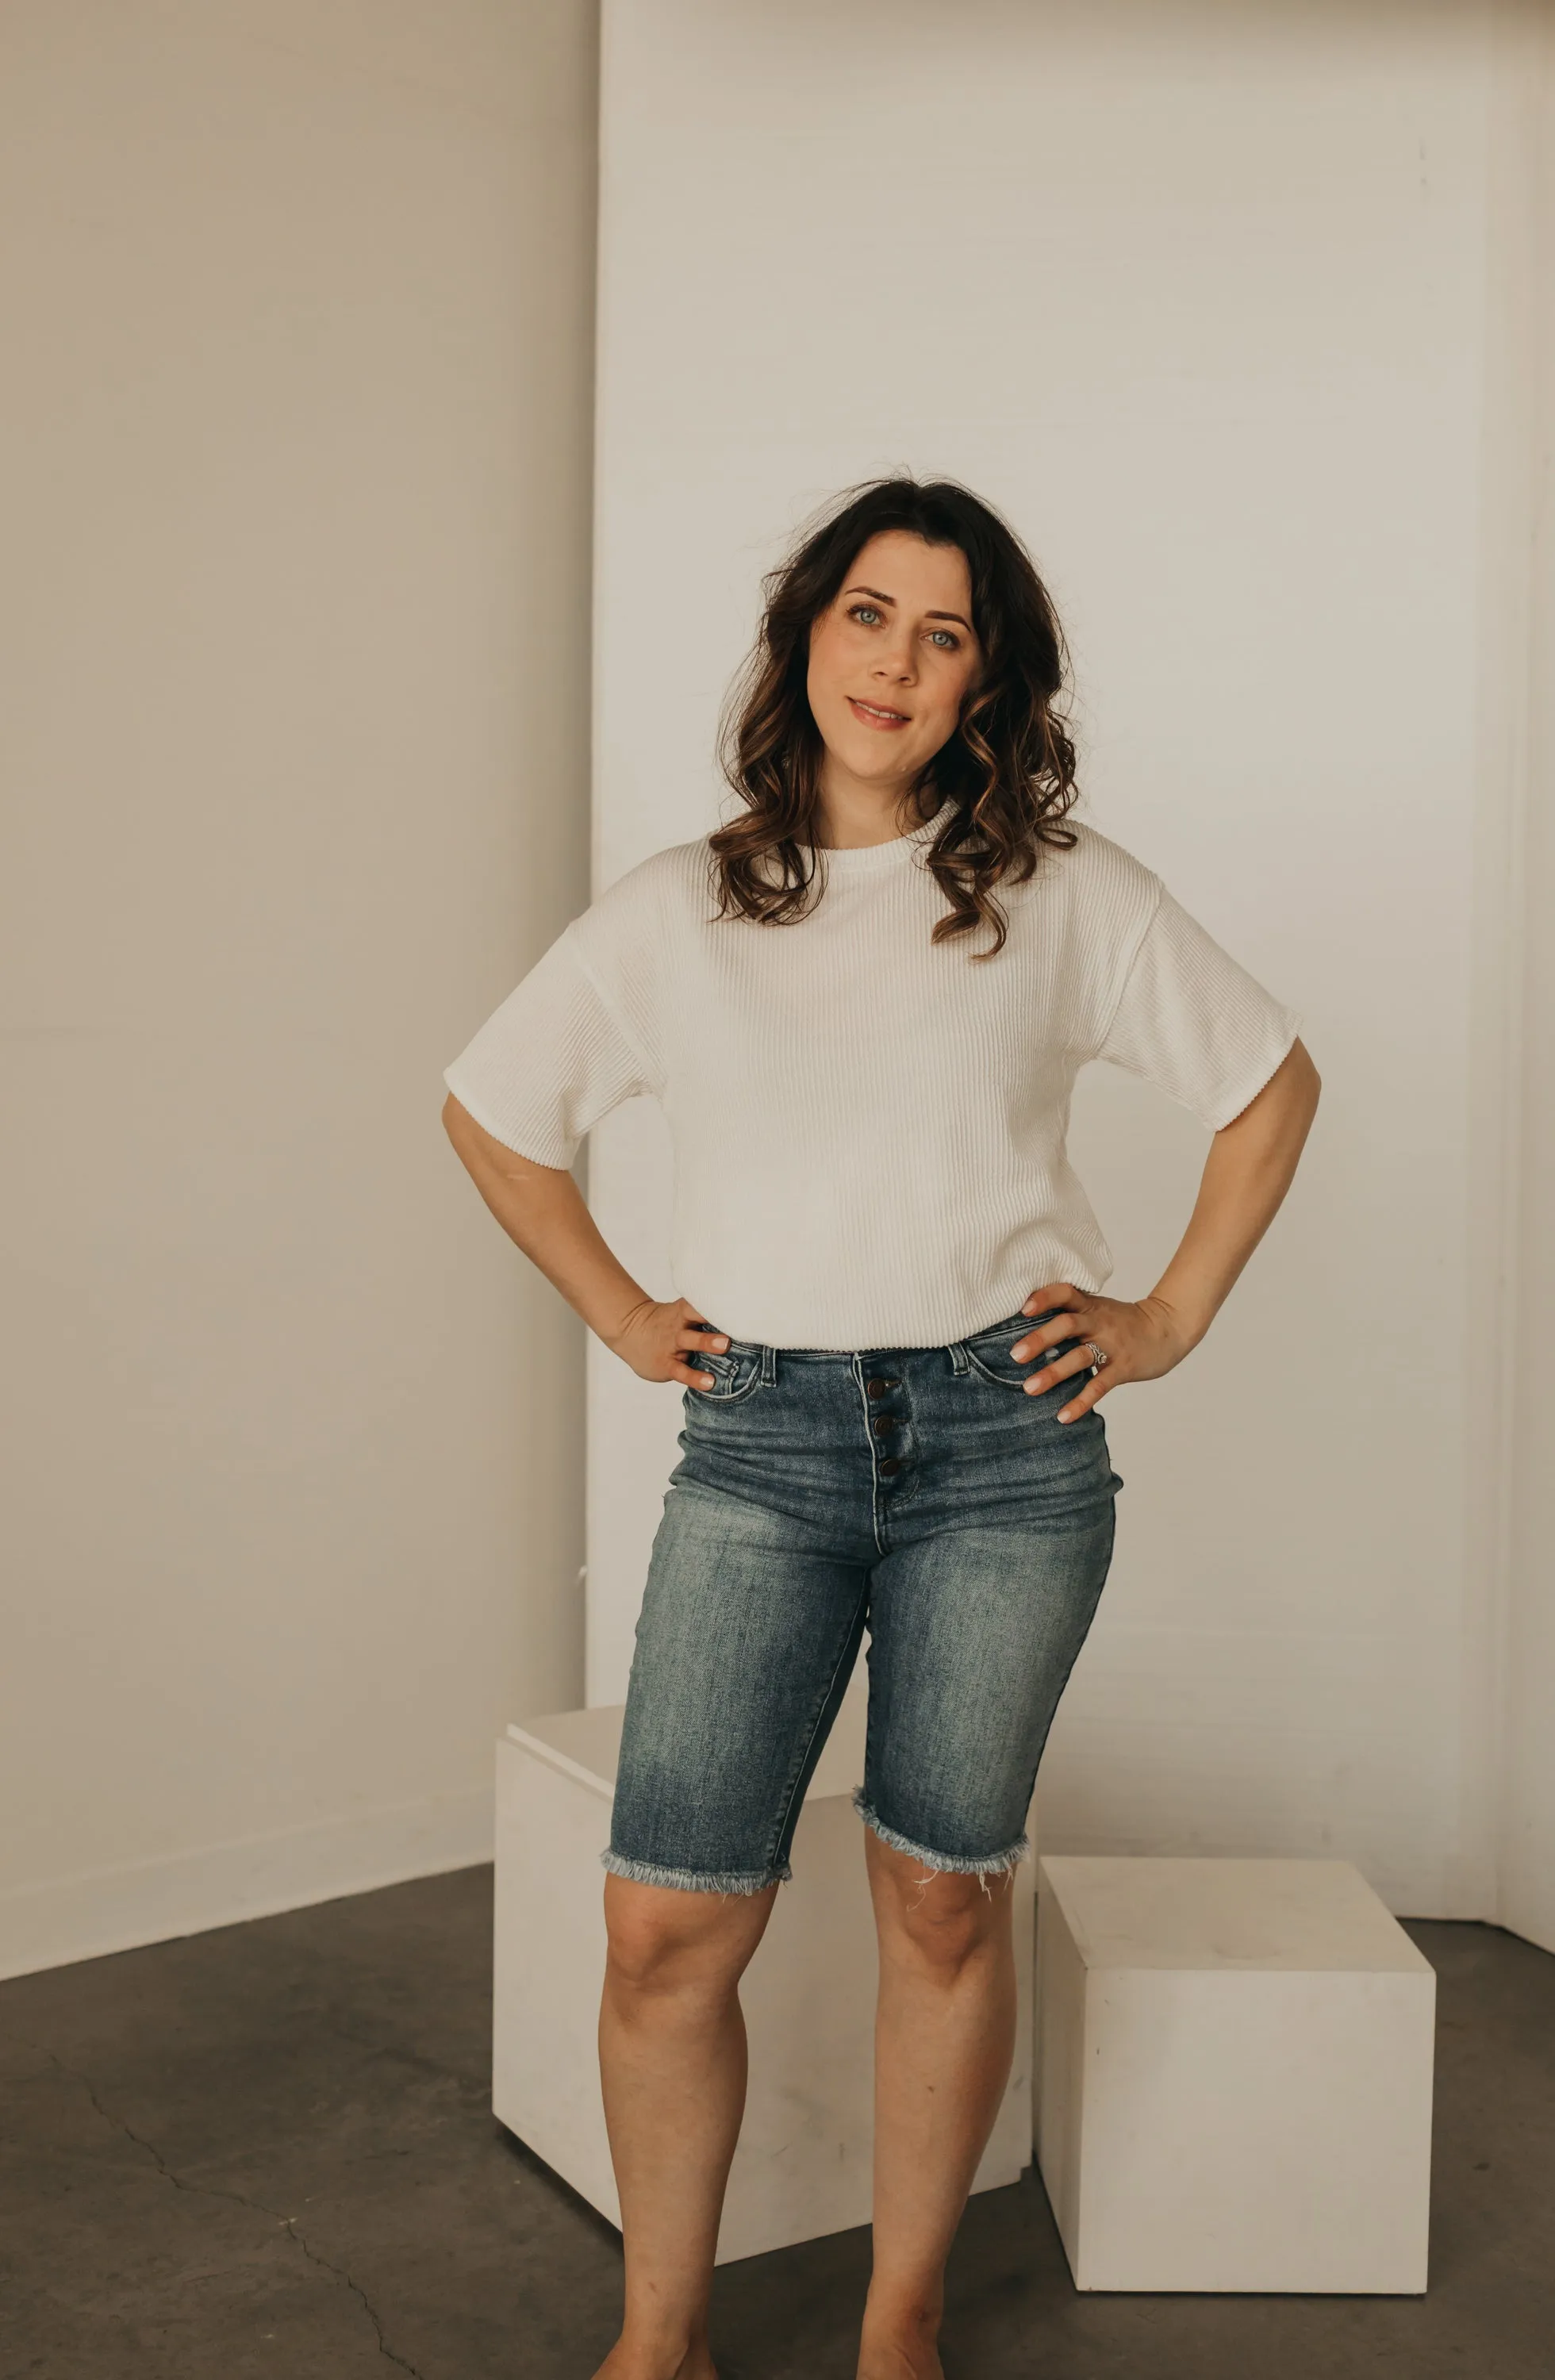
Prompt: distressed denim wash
<box><xmin>604</xmin><ymin>1306</ymin><xmax>1123</xmax><ymax>1896</ymax></box>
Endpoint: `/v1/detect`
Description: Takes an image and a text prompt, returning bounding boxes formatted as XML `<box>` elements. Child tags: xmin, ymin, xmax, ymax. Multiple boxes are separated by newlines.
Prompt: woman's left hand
<box><xmin>1011</xmin><ymin>1282</ymin><xmax>1196</xmax><ymax>1424</ymax></box>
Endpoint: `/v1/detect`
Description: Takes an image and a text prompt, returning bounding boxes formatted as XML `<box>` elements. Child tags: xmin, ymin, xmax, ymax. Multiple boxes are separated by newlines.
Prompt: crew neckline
<box><xmin>808</xmin><ymin>798</ymin><xmax>950</xmax><ymax>873</ymax></box>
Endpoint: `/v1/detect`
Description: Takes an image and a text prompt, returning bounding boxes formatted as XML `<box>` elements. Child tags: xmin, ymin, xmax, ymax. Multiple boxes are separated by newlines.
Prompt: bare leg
<box><xmin>857</xmin><ymin>1832</ymin><xmax>1019</xmax><ymax>2380</ymax></box>
<box><xmin>592</xmin><ymin>1872</ymin><xmax>778</xmax><ymax>2380</ymax></box>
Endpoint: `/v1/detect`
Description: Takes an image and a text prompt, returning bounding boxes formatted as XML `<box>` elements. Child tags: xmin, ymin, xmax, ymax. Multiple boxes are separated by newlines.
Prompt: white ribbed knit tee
<box><xmin>443</xmin><ymin>804</ymin><xmax>1300</xmax><ymax>1351</ymax></box>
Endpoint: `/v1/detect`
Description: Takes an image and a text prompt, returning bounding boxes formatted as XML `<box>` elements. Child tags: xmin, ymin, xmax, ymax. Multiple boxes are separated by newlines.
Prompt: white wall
<box><xmin>0</xmin><ymin>0</ymin><xmax>598</xmax><ymax>1979</ymax></box>
<box><xmin>1498</xmin><ymin>11</ymin><xmax>1555</xmax><ymax>1955</ymax></box>
<box><xmin>587</xmin><ymin>0</ymin><xmax>1552</xmax><ymax>1925</ymax></box>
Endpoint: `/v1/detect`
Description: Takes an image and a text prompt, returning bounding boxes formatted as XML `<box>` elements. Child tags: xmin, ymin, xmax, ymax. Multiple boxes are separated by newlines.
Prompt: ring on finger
<box><xmin>1083</xmin><ymin>1340</ymin><xmax>1109</xmax><ymax>1370</ymax></box>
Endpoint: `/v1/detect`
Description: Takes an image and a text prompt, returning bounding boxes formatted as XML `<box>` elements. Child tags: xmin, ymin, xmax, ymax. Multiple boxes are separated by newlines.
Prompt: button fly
<box><xmin>872</xmin><ymin>1414</ymin><xmax>896</xmax><ymax>1437</ymax></box>
<box><xmin>879</xmin><ymin>1456</ymin><xmax>902</xmax><ymax>1476</ymax></box>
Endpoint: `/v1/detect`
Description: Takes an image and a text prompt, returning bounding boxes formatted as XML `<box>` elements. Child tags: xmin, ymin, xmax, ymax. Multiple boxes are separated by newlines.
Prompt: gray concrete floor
<box><xmin>2</xmin><ymin>1868</ymin><xmax>1551</xmax><ymax>2379</ymax></box>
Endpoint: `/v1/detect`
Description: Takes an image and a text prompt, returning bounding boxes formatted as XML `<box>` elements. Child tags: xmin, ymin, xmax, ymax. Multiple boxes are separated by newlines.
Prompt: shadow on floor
<box><xmin>2</xmin><ymin>1870</ymin><xmax>1551</xmax><ymax>2378</ymax></box>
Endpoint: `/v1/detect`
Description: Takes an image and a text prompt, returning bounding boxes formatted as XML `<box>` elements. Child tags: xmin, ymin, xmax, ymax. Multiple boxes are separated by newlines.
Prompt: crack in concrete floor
<box><xmin>47</xmin><ymin>2053</ymin><xmax>432</xmax><ymax>2380</ymax></box>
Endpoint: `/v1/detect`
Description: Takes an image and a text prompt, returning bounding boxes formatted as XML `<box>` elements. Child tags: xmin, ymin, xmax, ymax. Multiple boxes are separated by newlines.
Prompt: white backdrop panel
<box><xmin>587</xmin><ymin>0</ymin><xmax>1505</xmax><ymax>1916</ymax></box>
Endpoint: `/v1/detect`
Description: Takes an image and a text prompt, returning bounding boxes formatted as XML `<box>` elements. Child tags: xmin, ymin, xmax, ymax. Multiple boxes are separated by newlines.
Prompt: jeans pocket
<box><xmin>962</xmin><ymin>1308</ymin><xmax>1087</xmax><ymax>1394</ymax></box>
<box><xmin>687</xmin><ymin>1344</ymin><xmax>766</xmax><ymax>1402</ymax></box>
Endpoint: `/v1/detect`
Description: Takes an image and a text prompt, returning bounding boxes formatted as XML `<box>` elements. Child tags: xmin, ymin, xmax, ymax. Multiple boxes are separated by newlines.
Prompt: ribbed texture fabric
<box><xmin>443</xmin><ymin>808</ymin><xmax>1300</xmax><ymax>1351</ymax></box>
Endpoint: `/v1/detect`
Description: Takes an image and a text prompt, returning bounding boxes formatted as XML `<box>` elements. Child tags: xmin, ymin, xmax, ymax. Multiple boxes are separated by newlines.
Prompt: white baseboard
<box><xmin>0</xmin><ymin>1787</ymin><xmax>494</xmax><ymax>1982</ymax></box>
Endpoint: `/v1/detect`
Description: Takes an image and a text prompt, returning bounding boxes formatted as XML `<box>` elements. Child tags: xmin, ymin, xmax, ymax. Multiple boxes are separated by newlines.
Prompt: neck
<box><xmin>812</xmin><ymin>762</ymin><xmax>928</xmax><ymax>851</ymax></box>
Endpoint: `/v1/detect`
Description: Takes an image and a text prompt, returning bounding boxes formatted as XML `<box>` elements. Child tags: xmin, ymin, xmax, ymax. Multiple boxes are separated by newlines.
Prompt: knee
<box><xmin>875</xmin><ymin>1863</ymin><xmax>1010</xmax><ymax>1983</ymax></box>
<box><xmin>605</xmin><ymin>1898</ymin><xmax>696</xmax><ymax>1997</ymax></box>
<box><xmin>602</xmin><ymin>1877</ymin><xmax>765</xmax><ymax>2003</ymax></box>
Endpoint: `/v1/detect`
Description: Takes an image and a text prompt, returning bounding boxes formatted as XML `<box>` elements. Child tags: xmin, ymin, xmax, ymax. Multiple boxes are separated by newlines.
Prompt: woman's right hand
<box><xmin>604</xmin><ymin>1296</ymin><xmax>730</xmax><ymax>1389</ymax></box>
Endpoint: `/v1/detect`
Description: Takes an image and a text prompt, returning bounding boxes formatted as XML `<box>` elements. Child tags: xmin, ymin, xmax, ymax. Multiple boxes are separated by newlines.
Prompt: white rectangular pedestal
<box><xmin>494</xmin><ymin>1675</ymin><xmax>1035</xmax><ymax>2264</ymax></box>
<box><xmin>1034</xmin><ymin>1856</ymin><xmax>1435</xmax><ymax>2294</ymax></box>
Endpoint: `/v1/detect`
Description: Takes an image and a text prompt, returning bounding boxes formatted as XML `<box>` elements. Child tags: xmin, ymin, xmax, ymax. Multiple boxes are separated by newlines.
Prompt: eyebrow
<box><xmin>846</xmin><ymin>583</ymin><xmax>973</xmax><ymax>632</ymax></box>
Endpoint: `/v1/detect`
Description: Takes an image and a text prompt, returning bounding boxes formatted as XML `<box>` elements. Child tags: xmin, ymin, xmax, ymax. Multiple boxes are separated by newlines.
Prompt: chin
<box><xmin>827</xmin><ymin>727</ymin><xmax>915</xmax><ymax>782</ymax></box>
<box><xmin>844</xmin><ymin>747</ymin><xmax>904</xmax><ymax>783</ymax></box>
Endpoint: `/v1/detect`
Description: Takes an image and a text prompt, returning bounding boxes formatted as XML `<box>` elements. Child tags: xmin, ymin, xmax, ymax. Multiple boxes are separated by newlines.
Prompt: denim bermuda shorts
<box><xmin>604</xmin><ymin>1305</ymin><xmax>1124</xmax><ymax>1896</ymax></box>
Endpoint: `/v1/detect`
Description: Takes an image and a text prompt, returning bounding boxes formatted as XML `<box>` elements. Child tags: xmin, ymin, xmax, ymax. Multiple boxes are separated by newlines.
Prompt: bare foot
<box><xmin>590</xmin><ymin>2342</ymin><xmax>718</xmax><ymax>2380</ymax></box>
<box><xmin>856</xmin><ymin>2316</ymin><xmax>943</xmax><ymax>2380</ymax></box>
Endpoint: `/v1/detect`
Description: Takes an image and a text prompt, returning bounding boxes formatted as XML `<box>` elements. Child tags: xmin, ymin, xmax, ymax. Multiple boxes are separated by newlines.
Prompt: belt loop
<box><xmin>947</xmin><ymin>1338</ymin><xmax>970</xmax><ymax>1375</ymax></box>
<box><xmin>761</xmin><ymin>1342</ymin><xmax>778</xmax><ymax>1386</ymax></box>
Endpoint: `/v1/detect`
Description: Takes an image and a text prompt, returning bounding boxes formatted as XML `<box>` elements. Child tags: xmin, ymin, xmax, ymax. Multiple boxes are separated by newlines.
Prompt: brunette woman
<box><xmin>442</xmin><ymin>477</ymin><xmax>1319</xmax><ymax>2380</ymax></box>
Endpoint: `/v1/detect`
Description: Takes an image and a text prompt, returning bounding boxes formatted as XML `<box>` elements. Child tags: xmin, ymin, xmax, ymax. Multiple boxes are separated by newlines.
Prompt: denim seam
<box><xmin>765</xmin><ymin>1585</ymin><xmax>870</xmax><ymax>1875</ymax></box>
<box><xmin>962</xmin><ymin>1329</ymin><xmax>1091</xmax><ymax>1395</ymax></box>
<box><xmin>960</xmin><ymin>1345</ymin><xmax>1038</xmax><ymax>1392</ymax></box>
<box><xmin>695</xmin><ymin>1376</ymin><xmax>765</xmax><ymax>1405</ymax></box>
<box><xmin>687</xmin><ymin>1352</ymin><xmax>768</xmax><ymax>1405</ymax></box>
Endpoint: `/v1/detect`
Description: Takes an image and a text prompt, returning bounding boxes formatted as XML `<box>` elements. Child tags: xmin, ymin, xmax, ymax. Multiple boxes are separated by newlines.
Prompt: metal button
<box><xmin>866</xmin><ymin>1377</ymin><xmax>889</xmax><ymax>1399</ymax></box>
<box><xmin>878</xmin><ymin>1457</ymin><xmax>902</xmax><ymax>1476</ymax></box>
<box><xmin>872</xmin><ymin>1414</ymin><xmax>897</xmax><ymax>1436</ymax></box>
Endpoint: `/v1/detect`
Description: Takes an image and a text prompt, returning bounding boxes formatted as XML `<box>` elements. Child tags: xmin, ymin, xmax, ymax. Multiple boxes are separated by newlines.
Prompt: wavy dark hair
<box><xmin>708</xmin><ymin>476</ymin><xmax>1078</xmax><ymax>958</ymax></box>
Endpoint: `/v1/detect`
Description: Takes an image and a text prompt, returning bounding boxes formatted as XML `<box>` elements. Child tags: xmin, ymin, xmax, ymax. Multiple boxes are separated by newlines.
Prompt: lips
<box><xmin>847</xmin><ymin>696</ymin><xmax>910</xmax><ymax>729</ymax></box>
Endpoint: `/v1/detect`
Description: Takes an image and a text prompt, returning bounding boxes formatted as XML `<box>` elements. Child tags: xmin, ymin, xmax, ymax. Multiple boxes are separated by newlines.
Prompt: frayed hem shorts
<box><xmin>604</xmin><ymin>1307</ymin><xmax>1123</xmax><ymax>1897</ymax></box>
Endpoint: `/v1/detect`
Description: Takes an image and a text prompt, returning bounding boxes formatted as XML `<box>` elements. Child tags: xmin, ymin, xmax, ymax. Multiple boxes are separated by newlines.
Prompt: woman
<box><xmin>442</xmin><ymin>477</ymin><xmax>1319</xmax><ymax>2380</ymax></box>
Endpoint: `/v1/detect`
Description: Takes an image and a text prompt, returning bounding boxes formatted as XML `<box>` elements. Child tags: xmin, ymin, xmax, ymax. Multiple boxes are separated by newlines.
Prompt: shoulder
<box><xmin>567</xmin><ymin>835</ymin><xmax>716</xmax><ymax>976</ymax></box>
<box><xmin>1046</xmin><ymin>820</ymin><xmax>1163</xmax><ymax>924</ymax></box>
<box><xmin>582</xmin><ymin>835</ymin><xmax>712</xmax><ymax>922</ymax></box>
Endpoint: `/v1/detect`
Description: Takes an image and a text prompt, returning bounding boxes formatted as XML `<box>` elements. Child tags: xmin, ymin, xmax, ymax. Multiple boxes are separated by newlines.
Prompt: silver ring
<box><xmin>1084</xmin><ymin>1340</ymin><xmax>1109</xmax><ymax>1370</ymax></box>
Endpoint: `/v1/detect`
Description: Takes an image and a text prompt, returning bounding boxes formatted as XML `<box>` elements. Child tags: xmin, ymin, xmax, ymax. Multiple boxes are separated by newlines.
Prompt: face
<box><xmin>805</xmin><ymin>530</ymin><xmax>981</xmax><ymax>793</ymax></box>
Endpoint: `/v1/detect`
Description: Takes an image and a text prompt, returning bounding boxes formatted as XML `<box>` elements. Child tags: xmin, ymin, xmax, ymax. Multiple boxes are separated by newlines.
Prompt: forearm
<box><xmin>442</xmin><ymin>1095</ymin><xmax>647</xmax><ymax>1347</ymax></box>
<box><xmin>1146</xmin><ymin>1039</ymin><xmax>1320</xmax><ymax>1351</ymax></box>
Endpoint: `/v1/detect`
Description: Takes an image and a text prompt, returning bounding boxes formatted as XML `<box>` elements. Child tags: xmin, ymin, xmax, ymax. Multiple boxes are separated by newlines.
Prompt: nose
<box><xmin>872</xmin><ymin>629</ymin><xmax>916</xmax><ymax>684</ymax></box>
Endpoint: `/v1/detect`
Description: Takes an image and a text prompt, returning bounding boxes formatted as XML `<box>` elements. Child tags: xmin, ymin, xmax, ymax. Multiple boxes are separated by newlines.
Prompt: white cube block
<box><xmin>494</xmin><ymin>1674</ymin><xmax>1035</xmax><ymax>2264</ymax></box>
<box><xmin>1034</xmin><ymin>1856</ymin><xmax>1434</xmax><ymax>2294</ymax></box>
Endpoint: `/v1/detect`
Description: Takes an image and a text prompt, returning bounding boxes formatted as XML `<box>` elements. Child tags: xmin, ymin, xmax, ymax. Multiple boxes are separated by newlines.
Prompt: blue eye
<box><xmin>850</xmin><ymin>605</ymin><xmax>881</xmax><ymax>626</ymax></box>
<box><xmin>929</xmin><ymin>629</ymin><xmax>959</xmax><ymax>650</ymax></box>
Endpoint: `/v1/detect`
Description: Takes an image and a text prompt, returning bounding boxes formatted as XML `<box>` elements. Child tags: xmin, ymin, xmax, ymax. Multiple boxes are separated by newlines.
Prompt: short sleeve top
<box><xmin>443</xmin><ymin>810</ymin><xmax>1300</xmax><ymax>1348</ymax></box>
